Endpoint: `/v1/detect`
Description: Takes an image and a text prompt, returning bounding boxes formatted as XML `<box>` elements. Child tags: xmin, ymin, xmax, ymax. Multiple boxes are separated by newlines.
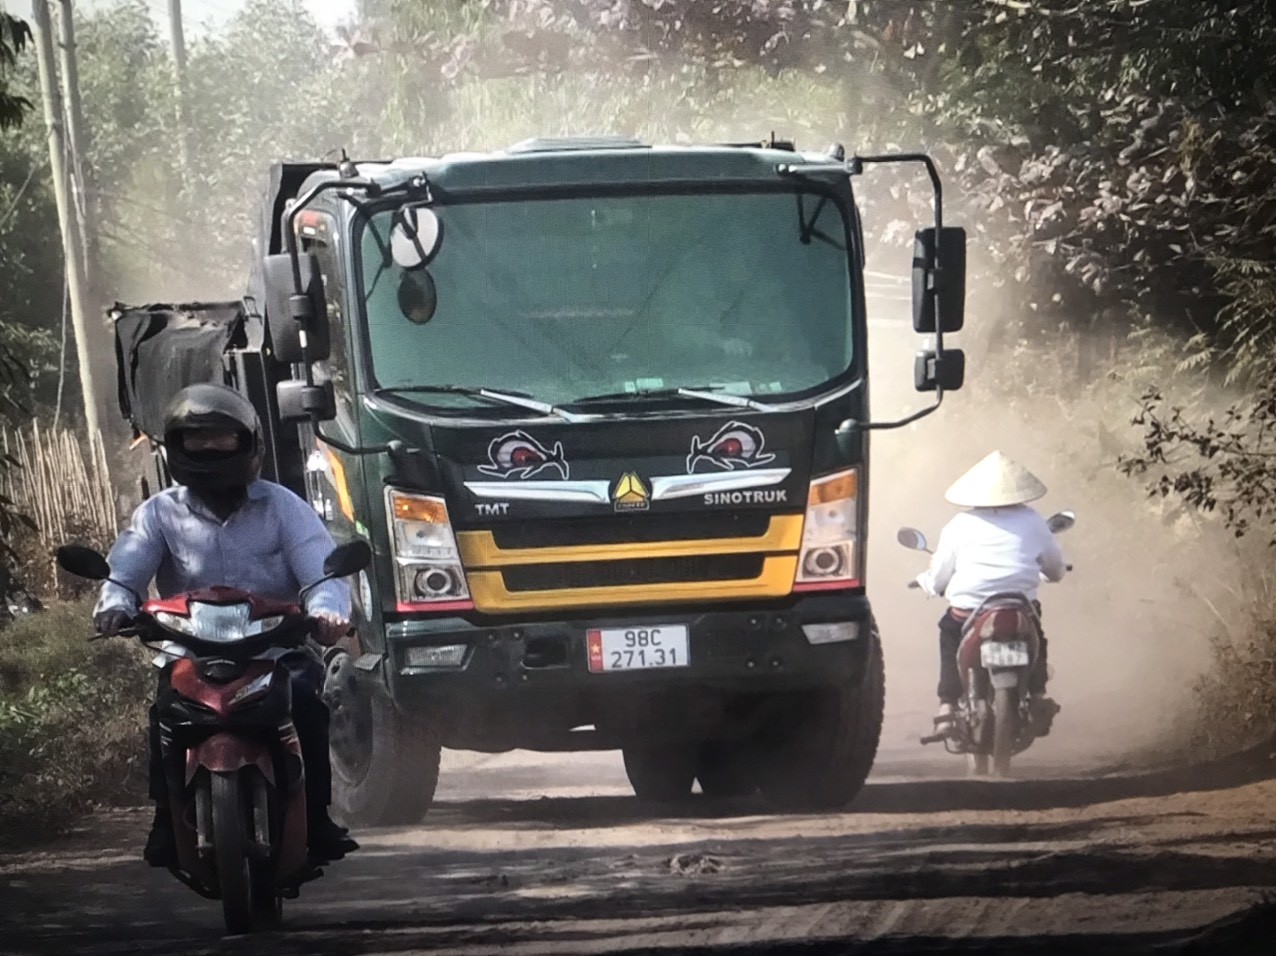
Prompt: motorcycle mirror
<box><xmin>1047</xmin><ymin>510</ymin><xmax>1076</xmax><ymax>534</ymax></box>
<box><xmin>56</xmin><ymin>544</ymin><xmax>111</xmax><ymax>581</ymax></box>
<box><xmin>896</xmin><ymin>527</ymin><xmax>930</xmax><ymax>552</ymax></box>
<box><xmin>322</xmin><ymin>540</ymin><xmax>373</xmax><ymax>580</ymax></box>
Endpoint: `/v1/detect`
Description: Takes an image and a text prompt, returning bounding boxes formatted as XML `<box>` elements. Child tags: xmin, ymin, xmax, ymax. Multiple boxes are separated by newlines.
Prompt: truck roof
<box><xmin>338</xmin><ymin>138</ymin><xmax>849</xmax><ymax>194</ymax></box>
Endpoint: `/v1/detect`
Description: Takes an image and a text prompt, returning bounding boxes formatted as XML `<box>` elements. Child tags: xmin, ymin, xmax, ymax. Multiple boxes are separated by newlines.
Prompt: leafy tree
<box><xmin>1122</xmin><ymin>384</ymin><xmax>1276</xmax><ymax>544</ymax></box>
<box><xmin>1</xmin><ymin>9</ymin><xmax>33</xmax><ymax>130</ymax></box>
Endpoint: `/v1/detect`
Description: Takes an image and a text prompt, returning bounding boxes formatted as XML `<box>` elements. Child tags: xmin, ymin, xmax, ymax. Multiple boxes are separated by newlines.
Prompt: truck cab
<box><xmin>114</xmin><ymin>136</ymin><xmax>965</xmax><ymax>821</ymax></box>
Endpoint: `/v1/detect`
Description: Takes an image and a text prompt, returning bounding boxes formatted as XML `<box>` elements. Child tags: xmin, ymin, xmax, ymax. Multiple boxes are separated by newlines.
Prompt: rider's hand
<box><xmin>312</xmin><ymin>611</ymin><xmax>351</xmax><ymax>647</ymax></box>
<box><xmin>93</xmin><ymin>608</ymin><xmax>133</xmax><ymax>637</ymax></box>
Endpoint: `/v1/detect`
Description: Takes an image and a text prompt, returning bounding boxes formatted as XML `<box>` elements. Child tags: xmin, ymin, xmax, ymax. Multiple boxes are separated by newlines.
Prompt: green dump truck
<box><xmin>113</xmin><ymin>136</ymin><xmax>966</xmax><ymax>823</ymax></box>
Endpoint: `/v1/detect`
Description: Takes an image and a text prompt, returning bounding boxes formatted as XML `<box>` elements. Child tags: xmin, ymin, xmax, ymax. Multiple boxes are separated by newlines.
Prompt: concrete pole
<box><xmin>55</xmin><ymin>0</ymin><xmax>96</xmax><ymax>285</ymax></box>
<box><xmin>32</xmin><ymin>0</ymin><xmax>103</xmax><ymax>438</ymax></box>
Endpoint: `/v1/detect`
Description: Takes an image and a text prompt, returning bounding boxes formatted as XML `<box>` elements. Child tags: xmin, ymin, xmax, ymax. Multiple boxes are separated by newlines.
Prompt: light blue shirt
<box><xmin>96</xmin><ymin>480</ymin><xmax>351</xmax><ymax>620</ymax></box>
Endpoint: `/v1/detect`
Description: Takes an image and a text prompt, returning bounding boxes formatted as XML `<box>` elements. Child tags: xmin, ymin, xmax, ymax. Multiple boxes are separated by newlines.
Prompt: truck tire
<box><xmin>623</xmin><ymin>745</ymin><xmax>697</xmax><ymax>802</ymax></box>
<box><xmin>696</xmin><ymin>742</ymin><xmax>755</xmax><ymax>799</ymax></box>
<box><xmin>755</xmin><ymin>624</ymin><xmax>885</xmax><ymax>812</ymax></box>
<box><xmin>330</xmin><ymin>677</ymin><xmax>440</xmax><ymax>828</ymax></box>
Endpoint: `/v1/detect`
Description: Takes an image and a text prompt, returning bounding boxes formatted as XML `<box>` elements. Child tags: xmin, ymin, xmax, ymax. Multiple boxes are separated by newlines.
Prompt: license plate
<box><xmin>587</xmin><ymin>625</ymin><xmax>690</xmax><ymax>673</ymax></box>
<box><xmin>980</xmin><ymin>640</ymin><xmax>1030</xmax><ymax>668</ymax></box>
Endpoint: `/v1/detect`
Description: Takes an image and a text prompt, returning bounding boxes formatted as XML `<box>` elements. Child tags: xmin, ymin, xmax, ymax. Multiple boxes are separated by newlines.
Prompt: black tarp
<box><xmin>113</xmin><ymin>301</ymin><xmax>247</xmax><ymax>439</ymax></box>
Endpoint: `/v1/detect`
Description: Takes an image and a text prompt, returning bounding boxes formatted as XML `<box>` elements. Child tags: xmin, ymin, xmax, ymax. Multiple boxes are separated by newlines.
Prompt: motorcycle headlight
<box><xmin>154</xmin><ymin>610</ymin><xmax>198</xmax><ymax>636</ymax></box>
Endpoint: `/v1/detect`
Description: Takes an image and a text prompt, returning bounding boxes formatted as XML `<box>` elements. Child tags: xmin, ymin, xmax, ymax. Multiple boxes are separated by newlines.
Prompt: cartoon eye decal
<box><xmin>709</xmin><ymin>428</ymin><xmax>759</xmax><ymax>462</ymax></box>
<box><xmin>477</xmin><ymin>431</ymin><xmax>569</xmax><ymax>480</ymax></box>
<box><xmin>687</xmin><ymin>421</ymin><xmax>777</xmax><ymax>472</ymax></box>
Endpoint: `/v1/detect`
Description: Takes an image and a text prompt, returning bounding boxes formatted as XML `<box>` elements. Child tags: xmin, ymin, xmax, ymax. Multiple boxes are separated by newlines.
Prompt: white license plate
<box><xmin>587</xmin><ymin>625</ymin><xmax>690</xmax><ymax>673</ymax></box>
<box><xmin>980</xmin><ymin>640</ymin><xmax>1030</xmax><ymax>668</ymax></box>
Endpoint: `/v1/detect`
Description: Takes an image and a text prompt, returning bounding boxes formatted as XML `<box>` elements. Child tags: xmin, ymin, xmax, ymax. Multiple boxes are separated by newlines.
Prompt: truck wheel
<box><xmin>328</xmin><ymin>662</ymin><xmax>440</xmax><ymax>827</ymax></box>
<box><xmin>755</xmin><ymin>624</ymin><xmax>885</xmax><ymax>812</ymax></box>
<box><xmin>696</xmin><ymin>743</ymin><xmax>755</xmax><ymax>799</ymax></box>
<box><xmin>623</xmin><ymin>745</ymin><xmax>697</xmax><ymax>802</ymax></box>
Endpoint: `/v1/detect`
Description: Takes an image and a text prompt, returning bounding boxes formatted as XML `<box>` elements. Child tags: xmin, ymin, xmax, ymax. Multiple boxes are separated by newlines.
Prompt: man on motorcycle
<box><xmin>914</xmin><ymin>451</ymin><xmax>1069</xmax><ymax>732</ymax></box>
<box><xmin>93</xmin><ymin>383</ymin><xmax>359</xmax><ymax>867</ymax></box>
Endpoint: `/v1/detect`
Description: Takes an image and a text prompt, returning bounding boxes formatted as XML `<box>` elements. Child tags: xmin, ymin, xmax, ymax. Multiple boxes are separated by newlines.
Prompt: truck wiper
<box><xmin>374</xmin><ymin>384</ymin><xmax>579</xmax><ymax>421</ymax></box>
<box><xmin>570</xmin><ymin>385</ymin><xmax>777</xmax><ymax>412</ymax></box>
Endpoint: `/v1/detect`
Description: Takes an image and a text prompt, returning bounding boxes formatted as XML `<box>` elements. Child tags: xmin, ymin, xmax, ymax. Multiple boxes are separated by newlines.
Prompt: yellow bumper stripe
<box><xmin>468</xmin><ymin>556</ymin><xmax>799</xmax><ymax>613</ymax></box>
<box><xmin>457</xmin><ymin>514</ymin><xmax>803</xmax><ymax>567</ymax></box>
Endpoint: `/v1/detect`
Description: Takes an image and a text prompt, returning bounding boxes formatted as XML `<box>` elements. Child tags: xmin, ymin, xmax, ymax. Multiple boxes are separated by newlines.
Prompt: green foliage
<box><xmin>0</xmin><ymin>10</ymin><xmax>33</xmax><ymax>130</ymax></box>
<box><xmin>0</xmin><ymin>599</ymin><xmax>151</xmax><ymax>837</ymax></box>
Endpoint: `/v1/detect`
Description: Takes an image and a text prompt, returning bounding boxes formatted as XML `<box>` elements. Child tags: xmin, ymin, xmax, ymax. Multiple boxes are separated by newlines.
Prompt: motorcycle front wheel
<box><xmin>211</xmin><ymin>772</ymin><xmax>255</xmax><ymax>934</ymax></box>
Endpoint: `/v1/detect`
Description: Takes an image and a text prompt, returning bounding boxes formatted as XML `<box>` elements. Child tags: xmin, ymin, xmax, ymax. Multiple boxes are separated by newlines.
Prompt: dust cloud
<box><xmin>864</xmin><ymin>283</ymin><xmax>1222</xmax><ymax>775</ymax></box>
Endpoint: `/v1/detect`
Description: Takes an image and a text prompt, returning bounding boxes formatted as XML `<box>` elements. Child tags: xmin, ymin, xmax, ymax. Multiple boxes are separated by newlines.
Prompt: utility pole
<box><xmin>32</xmin><ymin>0</ymin><xmax>103</xmax><ymax>438</ymax></box>
<box><xmin>55</xmin><ymin>0</ymin><xmax>96</xmax><ymax>287</ymax></box>
<box><xmin>167</xmin><ymin>0</ymin><xmax>192</xmax><ymax>184</ymax></box>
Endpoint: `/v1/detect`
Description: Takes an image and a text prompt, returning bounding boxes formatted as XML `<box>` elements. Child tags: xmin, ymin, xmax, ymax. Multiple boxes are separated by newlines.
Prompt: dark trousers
<box><xmin>938</xmin><ymin>603</ymin><xmax>1049</xmax><ymax>703</ymax></box>
<box><xmin>148</xmin><ymin>658</ymin><xmax>333</xmax><ymax>826</ymax></box>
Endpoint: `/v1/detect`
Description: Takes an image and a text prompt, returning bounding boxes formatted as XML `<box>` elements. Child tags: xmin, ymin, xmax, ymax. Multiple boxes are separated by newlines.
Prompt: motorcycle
<box><xmin>55</xmin><ymin>539</ymin><xmax>371</xmax><ymax>934</ymax></box>
<box><xmin>897</xmin><ymin>511</ymin><xmax>1075</xmax><ymax>776</ymax></box>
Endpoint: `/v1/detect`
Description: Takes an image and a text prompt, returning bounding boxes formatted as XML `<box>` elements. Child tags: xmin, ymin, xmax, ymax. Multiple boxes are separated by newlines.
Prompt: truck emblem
<box><xmin>477</xmin><ymin>431</ymin><xmax>569</xmax><ymax>480</ymax></box>
<box><xmin>687</xmin><ymin>421</ymin><xmax>776</xmax><ymax>473</ymax></box>
<box><xmin>612</xmin><ymin>472</ymin><xmax>650</xmax><ymax>512</ymax></box>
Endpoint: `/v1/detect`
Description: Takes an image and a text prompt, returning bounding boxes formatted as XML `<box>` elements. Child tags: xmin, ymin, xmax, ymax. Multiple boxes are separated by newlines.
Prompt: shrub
<box><xmin>0</xmin><ymin>598</ymin><xmax>151</xmax><ymax>841</ymax></box>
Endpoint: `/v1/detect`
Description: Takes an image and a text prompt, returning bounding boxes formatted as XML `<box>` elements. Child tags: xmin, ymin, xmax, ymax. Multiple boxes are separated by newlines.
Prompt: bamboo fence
<box><xmin>1</xmin><ymin>421</ymin><xmax>118</xmax><ymax>590</ymax></box>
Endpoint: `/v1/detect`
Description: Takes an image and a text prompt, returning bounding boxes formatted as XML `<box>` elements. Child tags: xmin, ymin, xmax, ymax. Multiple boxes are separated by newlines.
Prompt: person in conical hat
<box><xmin>915</xmin><ymin>451</ymin><xmax>1068</xmax><ymax>731</ymax></box>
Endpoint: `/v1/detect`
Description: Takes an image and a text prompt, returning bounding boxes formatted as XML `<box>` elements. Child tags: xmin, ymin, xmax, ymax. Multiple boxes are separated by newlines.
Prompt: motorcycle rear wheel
<box><xmin>211</xmin><ymin>772</ymin><xmax>255</xmax><ymax>934</ymax></box>
<box><xmin>992</xmin><ymin>687</ymin><xmax>1018</xmax><ymax>776</ymax></box>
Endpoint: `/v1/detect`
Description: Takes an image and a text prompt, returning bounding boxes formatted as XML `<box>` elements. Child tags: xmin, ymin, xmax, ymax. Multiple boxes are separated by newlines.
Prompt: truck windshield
<box><xmin>357</xmin><ymin>189</ymin><xmax>856</xmax><ymax>409</ymax></box>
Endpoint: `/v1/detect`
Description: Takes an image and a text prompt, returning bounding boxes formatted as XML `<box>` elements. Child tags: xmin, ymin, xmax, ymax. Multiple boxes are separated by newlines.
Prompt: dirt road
<box><xmin>4</xmin><ymin>708</ymin><xmax>1276</xmax><ymax>956</ymax></box>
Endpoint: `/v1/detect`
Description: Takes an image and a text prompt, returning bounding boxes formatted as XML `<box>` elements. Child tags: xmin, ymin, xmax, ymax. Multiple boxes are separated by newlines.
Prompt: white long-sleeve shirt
<box><xmin>916</xmin><ymin>505</ymin><xmax>1067</xmax><ymax>610</ymax></box>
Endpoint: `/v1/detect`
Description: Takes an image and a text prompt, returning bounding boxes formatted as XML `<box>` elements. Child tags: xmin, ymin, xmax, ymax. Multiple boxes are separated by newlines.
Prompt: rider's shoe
<box><xmin>308</xmin><ymin>813</ymin><xmax>359</xmax><ymax>863</ymax></box>
<box><xmin>143</xmin><ymin>806</ymin><xmax>178</xmax><ymax>868</ymax></box>
<box><xmin>934</xmin><ymin>701</ymin><xmax>957</xmax><ymax>735</ymax></box>
<box><xmin>1028</xmin><ymin>693</ymin><xmax>1061</xmax><ymax>736</ymax></box>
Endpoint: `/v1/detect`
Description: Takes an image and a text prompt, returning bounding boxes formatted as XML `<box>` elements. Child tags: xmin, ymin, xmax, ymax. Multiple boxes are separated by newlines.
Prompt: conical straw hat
<box><xmin>944</xmin><ymin>450</ymin><xmax>1047</xmax><ymax>508</ymax></box>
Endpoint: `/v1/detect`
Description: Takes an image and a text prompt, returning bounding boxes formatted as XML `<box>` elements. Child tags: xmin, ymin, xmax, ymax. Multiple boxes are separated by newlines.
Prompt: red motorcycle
<box><xmin>56</xmin><ymin>540</ymin><xmax>370</xmax><ymax>934</ymax></box>
<box><xmin>898</xmin><ymin>511</ymin><xmax>1074</xmax><ymax>776</ymax></box>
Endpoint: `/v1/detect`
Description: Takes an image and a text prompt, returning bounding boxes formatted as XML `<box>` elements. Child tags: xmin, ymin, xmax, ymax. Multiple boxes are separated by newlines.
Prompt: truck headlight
<box><xmin>387</xmin><ymin>489</ymin><xmax>472</xmax><ymax>610</ymax></box>
<box><xmin>795</xmin><ymin>469</ymin><xmax>861</xmax><ymax>590</ymax></box>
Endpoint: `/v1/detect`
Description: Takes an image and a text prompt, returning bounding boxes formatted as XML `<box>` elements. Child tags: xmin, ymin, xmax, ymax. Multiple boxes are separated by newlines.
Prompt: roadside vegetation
<box><xmin>0</xmin><ymin>0</ymin><xmax>1274</xmax><ymax>833</ymax></box>
<box><xmin>0</xmin><ymin>598</ymin><xmax>150</xmax><ymax>841</ymax></box>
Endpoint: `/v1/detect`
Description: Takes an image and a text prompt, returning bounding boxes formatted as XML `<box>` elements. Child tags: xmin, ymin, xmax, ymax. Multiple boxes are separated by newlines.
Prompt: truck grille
<box><xmin>458</xmin><ymin>513</ymin><xmax>804</xmax><ymax>612</ymax></box>
<box><xmin>501</xmin><ymin>555</ymin><xmax>765</xmax><ymax>592</ymax></box>
<box><xmin>490</xmin><ymin>512</ymin><xmax>773</xmax><ymax>549</ymax></box>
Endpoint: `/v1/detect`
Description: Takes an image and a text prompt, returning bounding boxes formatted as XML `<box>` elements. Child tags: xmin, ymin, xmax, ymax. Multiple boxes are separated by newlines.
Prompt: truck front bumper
<box><xmin>370</xmin><ymin>593</ymin><xmax>876</xmax><ymax>749</ymax></box>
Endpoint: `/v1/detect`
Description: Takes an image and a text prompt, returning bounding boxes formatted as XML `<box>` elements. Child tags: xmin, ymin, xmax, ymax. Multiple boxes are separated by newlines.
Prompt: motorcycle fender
<box><xmin>988</xmin><ymin>669</ymin><xmax>1024</xmax><ymax>690</ymax></box>
<box><xmin>185</xmin><ymin>733</ymin><xmax>275</xmax><ymax>786</ymax></box>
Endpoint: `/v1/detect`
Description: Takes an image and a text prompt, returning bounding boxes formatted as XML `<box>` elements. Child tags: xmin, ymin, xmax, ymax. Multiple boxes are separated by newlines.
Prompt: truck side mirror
<box><xmin>914</xmin><ymin>348</ymin><xmax>965</xmax><ymax>392</ymax></box>
<box><xmin>265</xmin><ymin>252</ymin><xmax>331</xmax><ymax>364</ymax></box>
<box><xmin>912</xmin><ymin>227</ymin><xmax>966</xmax><ymax>334</ymax></box>
<box><xmin>277</xmin><ymin>379</ymin><xmax>336</xmax><ymax>423</ymax></box>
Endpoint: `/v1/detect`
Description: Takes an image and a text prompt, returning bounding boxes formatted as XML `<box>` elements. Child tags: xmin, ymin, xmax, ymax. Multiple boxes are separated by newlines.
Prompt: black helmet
<box><xmin>162</xmin><ymin>384</ymin><xmax>264</xmax><ymax>492</ymax></box>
